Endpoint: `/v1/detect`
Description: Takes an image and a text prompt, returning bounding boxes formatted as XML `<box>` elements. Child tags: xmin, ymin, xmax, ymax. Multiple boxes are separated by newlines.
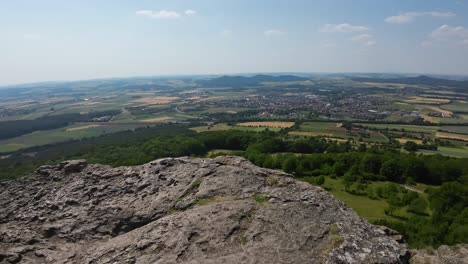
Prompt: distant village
<box><xmin>203</xmin><ymin>91</ymin><xmax>452</xmax><ymax>121</ymax></box>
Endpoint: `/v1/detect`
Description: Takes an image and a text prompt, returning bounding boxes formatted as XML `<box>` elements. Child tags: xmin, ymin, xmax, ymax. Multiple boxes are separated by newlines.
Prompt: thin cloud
<box><xmin>429</xmin><ymin>12</ymin><xmax>456</xmax><ymax>17</ymax></box>
<box><xmin>264</xmin><ymin>30</ymin><xmax>285</xmax><ymax>37</ymax></box>
<box><xmin>351</xmin><ymin>34</ymin><xmax>376</xmax><ymax>47</ymax></box>
<box><xmin>320</xmin><ymin>23</ymin><xmax>370</xmax><ymax>33</ymax></box>
<box><xmin>136</xmin><ymin>10</ymin><xmax>181</xmax><ymax>19</ymax></box>
<box><xmin>423</xmin><ymin>24</ymin><xmax>468</xmax><ymax>46</ymax></box>
<box><xmin>430</xmin><ymin>24</ymin><xmax>468</xmax><ymax>39</ymax></box>
<box><xmin>385</xmin><ymin>11</ymin><xmax>455</xmax><ymax>24</ymax></box>
<box><xmin>351</xmin><ymin>34</ymin><xmax>372</xmax><ymax>41</ymax></box>
<box><xmin>185</xmin><ymin>9</ymin><xmax>197</xmax><ymax>16</ymax></box>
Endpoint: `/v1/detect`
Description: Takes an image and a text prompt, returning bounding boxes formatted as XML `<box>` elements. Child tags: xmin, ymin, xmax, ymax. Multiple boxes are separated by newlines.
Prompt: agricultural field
<box><xmin>291</xmin><ymin>122</ymin><xmax>388</xmax><ymax>143</ymax></box>
<box><xmin>440</xmin><ymin>101</ymin><xmax>468</xmax><ymax>113</ymax></box>
<box><xmin>0</xmin><ymin>123</ymin><xmax>143</xmax><ymax>153</ymax></box>
<box><xmin>237</xmin><ymin>121</ymin><xmax>295</xmax><ymax>128</ymax></box>
<box><xmin>440</xmin><ymin>126</ymin><xmax>468</xmax><ymax>134</ymax></box>
<box><xmin>140</xmin><ymin>116</ymin><xmax>174</xmax><ymax>123</ymax></box>
<box><xmin>418</xmin><ymin>146</ymin><xmax>468</xmax><ymax>158</ymax></box>
<box><xmin>289</xmin><ymin>131</ymin><xmax>333</xmax><ymax>137</ymax></box>
<box><xmin>435</xmin><ymin>131</ymin><xmax>468</xmax><ymax>141</ymax></box>
<box><xmin>234</xmin><ymin>126</ymin><xmax>282</xmax><ymax>132</ymax></box>
<box><xmin>395</xmin><ymin>138</ymin><xmax>423</xmax><ymax>144</ymax></box>
<box><xmin>356</xmin><ymin>123</ymin><xmax>440</xmax><ymax>133</ymax></box>
<box><xmin>278</xmin><ymin>121</ymin><xmax>467</xmax><ymax>158</ymax></box>
<box><xmin>1</xmin><ymin>74</ymin><xmax>467</xmax><ymax>157</ymax></box>
<box><xmin>131</xmin><ymin>96</ymin><xmax>179</xmax><ymax>105</ymax></box>
<box><xmin>190</xmin><ymin>123</ymin><xmax>283</xmax><ymax>133</ymax></box>
<box><xmin>355</xmin><ymin>122</ymin><xmax>468</xmax><ymax>151</ymax></box>
<box><xmin>190</xmin><ymin>123</ymin><xmax>233</xmax><ymax>133</ymax></box>
<box><xmin>420</xmin><ymin>105</ymin><xmax>453</xmax><ymax>116</ymax></box>
<box><xmin>403</xmin><ymin>96</ymin><xmax>450</xmax><ymax>105</ymax></box>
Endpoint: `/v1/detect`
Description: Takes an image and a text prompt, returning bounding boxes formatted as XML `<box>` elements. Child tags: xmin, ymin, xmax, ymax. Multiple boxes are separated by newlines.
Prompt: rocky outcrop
<box><xmin>410</xmin><ymin>244</ymin><xmax>468</xmax><ymax>264</ymax></box>
<box><xmin>0</xmin><ymin>156</ymin><xmax>410</xmax><ymax>264</ymax></box>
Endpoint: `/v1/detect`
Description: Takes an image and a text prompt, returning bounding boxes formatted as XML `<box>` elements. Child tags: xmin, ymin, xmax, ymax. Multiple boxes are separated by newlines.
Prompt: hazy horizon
<box><xmin>2</xmin><ymin>0</ymin><xmax>468</xmax><ymax>85</ymax></box>
<box><xmin>4</xmin><ymin>71</ymin><xmax>468</xmax><ymax>88</ymax></box>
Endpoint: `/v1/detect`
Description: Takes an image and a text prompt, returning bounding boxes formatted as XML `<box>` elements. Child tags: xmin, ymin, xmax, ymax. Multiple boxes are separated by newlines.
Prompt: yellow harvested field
<box><xmin>325</xmin><ymin>138</ymin><xmax>349</xmax><ymax>142</ymax></box>
<box><xmin>436</xmin><ymin>132</ymin><xmax>468</xmax><ymax>141</ymax></box>
<box><xmin>141</xmin><ymin>116</ymin><xmax>173</xmax><ymax>123</ymax></box>
<box><xmin>396</xmin><ymin>138</ymin><xmax>423</xmax><ymax>144</ymax></box>
<box><xmin>132</xmin><ymin>96</ymin><xmax>179</xmax><ymax>105</ymax></box>
<box><xmin>423</xmin><ymin>105</ymin><xmax>453</xmax><ymax>115</ymax></box>
<box><xmin>426</xmin><ymin>90</ymin><xmax>457</xmax><ymax>95</ymax></box>
<box><xmin>288</xmin><ymin>132</ymin><xmax>350</xmax><ymax>142</ymax></box>
<box><xmin>238</xmin><ymin>121</ymin><xmax>295</xmax><ymax>128</ymax></box>
<box><xmin>66</xmin><ymin>125</ymin><xmax>101</xmax><ymax>131</ymax></box>
<box><xmin>188</xmin><ymin>96</ymin><xmax>225</xmax><ymax>102</ymax></box>
<box><xmin>405</xmin><ymin>96</ymin><xmax>450</xmax><ymax>104</ymax></box>
<box><xmin>420</xmin><ymin>114</ymin><xmax>440</xmax><ymax>124</ymax></box>
<box><xmin>288</xmin><ymin>131</ymin><xmax>332</xmax><ymax>137</ymax></box>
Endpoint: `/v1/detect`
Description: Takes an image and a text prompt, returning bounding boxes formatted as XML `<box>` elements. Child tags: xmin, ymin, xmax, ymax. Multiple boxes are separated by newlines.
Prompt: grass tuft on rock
<box><xmin>254</xmin><ymin>194</ymin><xmax>269</xmax><ymax>204</ymax></box>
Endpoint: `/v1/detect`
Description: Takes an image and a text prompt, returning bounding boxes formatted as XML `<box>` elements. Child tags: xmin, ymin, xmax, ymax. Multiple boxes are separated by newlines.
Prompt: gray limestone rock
<box><xmin>410</xmin><ymin>244</ymin><xmax>468</xmax><ymax>264</ymax></box>
<box><xmin>0</xmin><ymin>156</ymin><xmax>410</xmax><ymax>264</ymax></box>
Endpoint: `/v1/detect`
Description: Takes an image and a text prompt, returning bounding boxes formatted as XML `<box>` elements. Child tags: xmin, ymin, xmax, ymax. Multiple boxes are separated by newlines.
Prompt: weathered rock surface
<box><xmin>0</xmin><ymin>156</ymin><xmax>410</xmax><ymax>264</ymax></box>
<box><xmin>410</xmin><ymin>244</ymin><xmax>468</xmax><ymax>264</ymax></box>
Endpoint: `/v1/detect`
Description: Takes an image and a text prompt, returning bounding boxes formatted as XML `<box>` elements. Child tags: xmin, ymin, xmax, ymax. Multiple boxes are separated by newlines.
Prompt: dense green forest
<box><xmin>0</xmin><ymin>127</ymin><xmax>466</xmax><ymax>248</ymax></box>
<box><xmin>81</xmin><ymin>130</ymin><xmax>466</xmax><ymax>185</ymax></box>
<box><xmin>374</xmin><ymin>182</ymin><xmax>467</xmax><ymax>248</ymax></box>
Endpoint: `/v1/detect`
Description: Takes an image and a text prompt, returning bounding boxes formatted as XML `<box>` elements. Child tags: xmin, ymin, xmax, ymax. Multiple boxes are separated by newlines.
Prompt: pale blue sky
<box><xmin>1</xmin><ymin>0</ymin><xmax>468</xmax><ymax>85</ymax></box>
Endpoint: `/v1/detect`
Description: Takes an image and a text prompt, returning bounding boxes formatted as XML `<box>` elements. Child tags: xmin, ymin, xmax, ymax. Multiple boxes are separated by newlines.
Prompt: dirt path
<box><xmin>402</xmin><ymin>185</ymin><xmax>423</xmax><ymax>194</ymax></box>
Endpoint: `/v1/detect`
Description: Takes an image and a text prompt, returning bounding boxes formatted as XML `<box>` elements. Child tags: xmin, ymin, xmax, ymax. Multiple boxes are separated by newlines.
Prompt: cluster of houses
<box><xmin>210</xmin><ymin>92</ymin><xmax>392</xmax><ymax>120</ymax></box>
